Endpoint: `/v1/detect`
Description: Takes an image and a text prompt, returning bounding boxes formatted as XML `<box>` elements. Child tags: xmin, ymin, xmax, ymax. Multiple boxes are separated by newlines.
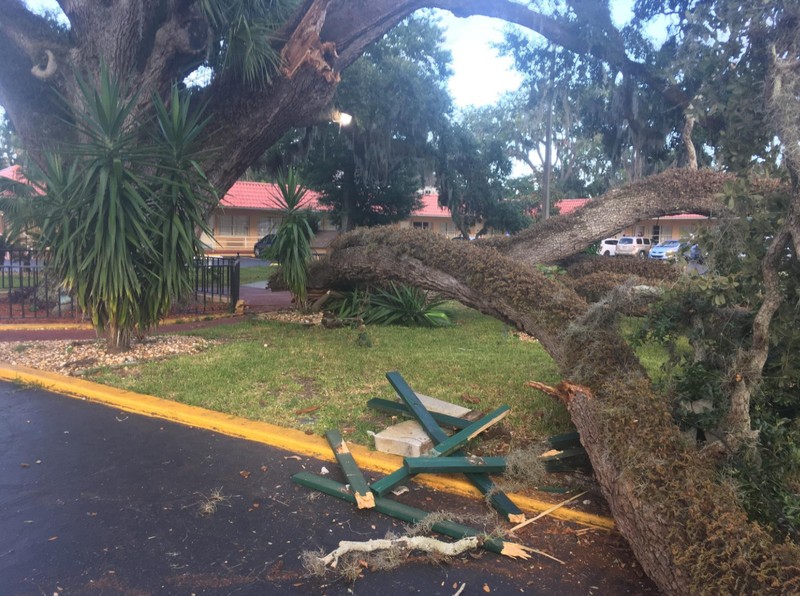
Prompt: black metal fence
<box><xmin>0</xmin><ymin>249</ymin><xmax>240</xmax><ymax>320</ymax></box>
<box><xmin>189</xmin><ymin>255</ymin><xmax>240</xmax><ymax>314</ymax></box>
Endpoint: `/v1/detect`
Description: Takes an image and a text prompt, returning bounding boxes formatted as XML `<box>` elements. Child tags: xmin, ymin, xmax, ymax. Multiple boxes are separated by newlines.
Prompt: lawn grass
<box><xmin>90</xmin><ymin>304</ymin><xmax>572</xmax><ymax>451</ymax></box>
<box><xmin>238</xmin><ymin>264</ymin><xmax>274</xmax><ymax>286</ymax></box>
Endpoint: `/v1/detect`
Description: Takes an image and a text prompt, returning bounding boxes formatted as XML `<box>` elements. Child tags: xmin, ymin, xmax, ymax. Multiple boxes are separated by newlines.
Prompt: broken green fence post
<box><xmin>385</xmin><ymin>371</ymin><xmax>449</xmax><ymax>443</ymax></box>
<box><xmin>369</xmin><ymin>406</ymin><xmax>510</xmax><ymax>497</ymax></box>
<box><xmin>404</xmin><ymin>456</ymin><xmax>506</xmax><ymax>474</ymax></box>
<box><xmin>325</xmin><ymin>429</ymin><xmax>375</xmax><ymax>509</ymax></box>
<box><xmin>383</xmin><ymin>372</ymin><xmax>525</xmax><ymax>522</ymax></box>
<box><xmin>292</xmin><ymin>472</ymin><xmax>532</xmax><ymax>559</ymax></box>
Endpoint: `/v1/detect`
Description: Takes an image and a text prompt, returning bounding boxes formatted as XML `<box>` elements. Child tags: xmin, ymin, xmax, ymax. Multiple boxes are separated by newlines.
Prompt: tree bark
<box><xmin>323</xmin><ymin>169</ymin><xmax>800</xmax><ymax>594</ymax></box>
<box><xmin>0</xmin><ymin>0</ymin><xmax>691</xmax><ymax>191</ymax></box>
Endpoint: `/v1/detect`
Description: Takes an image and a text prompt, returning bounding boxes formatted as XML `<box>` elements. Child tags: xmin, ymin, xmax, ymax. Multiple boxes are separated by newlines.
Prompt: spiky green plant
<box><xmin>364</xmin><ymin>283</ymin><xmax>452</xmax><ymax>327</ymax></box>
<box><xmin>197</xmin><ymin>0</ymin><xmax>294</xmax><ymax>88</ymax></box>
<box><xmin>12</xmin><ymin>67</ymin><xmax>215</xmax><ymax>351</ymax></box>
<box><xmin>327</xmin><ymin>283</ymin><xmax>453</xmax><ymax>328</ymax></box>
<box><xmin>267</xmin><ymin>168</ymin><xmax>315</xmax><ymax>305</ymax></box>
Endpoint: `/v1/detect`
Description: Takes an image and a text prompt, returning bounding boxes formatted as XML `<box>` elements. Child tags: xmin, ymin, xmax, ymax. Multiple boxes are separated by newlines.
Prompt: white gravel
<box><xmin>0</xmin><ymin>335</ymin><xmax>214</xmax><ymax>376</ymax></box>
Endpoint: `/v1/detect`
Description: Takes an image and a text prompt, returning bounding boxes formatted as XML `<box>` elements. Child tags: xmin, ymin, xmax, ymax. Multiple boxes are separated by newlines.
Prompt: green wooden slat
<box><xmin>367</xmin><ymin>398</ymin><xmax>472</xmax><ymax>430</ymax></box>
<box><xmin>386</xmin><ymin>371</ymin><xmax>449</xmax><ymax>443</ymax></box>
<box><xmin>404</xmin><ymin>456</ymin><xmax>506</xmax><ymax>474</ymax></box>
<box><xmin>548</xmin><ymin>432</ymin><xmax>582</xmax><ymax>450</ymax></box>
<box><xmin>292</xmin><ymin>472</ymin><xmax>509</xmax><ymax>556</ymax></box>
<box><xmin>383</xmin><ymin>372</ymin><xmax>524</xmax><ymax>522</ymax></box>
<box><xmin>428</xmin><ymin>406</ymin><xmax>510</xmax><ymax>457</ymax></box>
<box><xmin>325</xmin><ymin>429</ymin><xmax>374</xmax><ymax>508</ymax></box>
<box><xmin>370</xmin><ymin>466</ymin><xmax>412</xmax><ymax>497</ymax></box>
<box><xmin>466</xmin><ymin>473</ymin><xmax>524</xmax><ymax>519</ymax></box>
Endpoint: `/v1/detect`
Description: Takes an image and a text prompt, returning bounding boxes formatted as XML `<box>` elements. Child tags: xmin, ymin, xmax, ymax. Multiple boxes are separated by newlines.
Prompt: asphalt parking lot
<box><xmin>0</xmin><ymin>381</ymin><xmax>657</xmax><ymax>595</ymax></box>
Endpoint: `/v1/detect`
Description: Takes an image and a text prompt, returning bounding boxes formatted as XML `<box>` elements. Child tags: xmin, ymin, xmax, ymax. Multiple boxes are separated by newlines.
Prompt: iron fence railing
<box><xmin>0</xmin><ymin>249</ymin><xmax>241</xmax><ymax>320</ymax></box>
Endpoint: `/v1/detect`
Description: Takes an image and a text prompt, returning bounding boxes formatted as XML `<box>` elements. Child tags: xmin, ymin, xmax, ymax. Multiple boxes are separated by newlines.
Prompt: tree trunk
<box><xmin>322</xmin><ymin>169</ymin><xmax>800</xmax><ymax>594</ymax></box>
<box><xmin>105</xmin><ymin>323</ymin><xmax>132</xmax><ymax>353</ymax></box>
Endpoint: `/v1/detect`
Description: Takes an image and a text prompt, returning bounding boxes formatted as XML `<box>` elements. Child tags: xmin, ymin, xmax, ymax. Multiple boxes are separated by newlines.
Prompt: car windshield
<box><xmin>661</xmin><ymin>240</ymin><xmax>681</xmax><ymax>247</ymax></box>
<box><xmin>618</xmin><ymin>238</ymin><xmax>633</xmax><ymax>244</ymax></box>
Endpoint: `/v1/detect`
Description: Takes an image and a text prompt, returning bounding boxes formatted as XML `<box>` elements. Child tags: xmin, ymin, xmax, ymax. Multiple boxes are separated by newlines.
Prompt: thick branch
<box><xmin>484</xmin><ymin>169</ymin><xmax>785</xmax><ymax>265</ymax></box>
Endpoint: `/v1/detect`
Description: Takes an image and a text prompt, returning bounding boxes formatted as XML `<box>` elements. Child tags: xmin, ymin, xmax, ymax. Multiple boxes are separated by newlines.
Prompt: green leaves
<box><xmin>328</xmin><ymin>283</ymin><xmax>453</xmax><ymax>328</ymax></box>
<box><xmin>198</xmin><ymin>0</ymin><xmax>293</xmax><ymax>88</ymax></box>
<box><xmin>14</xmin><ymin>66</ymin><xmax>216</xmax><ymax>351</ymax></box>
<box><xmin>267</xmin><ymin>168</ymin><xmax>315</xmax><ymax>303</ymax></box>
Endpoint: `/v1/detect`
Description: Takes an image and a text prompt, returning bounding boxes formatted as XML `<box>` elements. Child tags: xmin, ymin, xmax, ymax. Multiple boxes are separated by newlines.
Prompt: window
<box><xmin>413</xmin><ymin>221</ymin><xmax>430</xmax><ymax>230</ymax></box>
<box><xmin>258</xmin><ymin>216</ymin><xmax>279</xmax><ymax>237</ymax></box>
<box><xmin>218</xmin><ymin>215</ymin><xmax>249</xmax><ymax>236</ymax></box>
<box><xmin>652</xmin><ymin>225</ymin><xmax>660</xmax><ymax>244</ymax></box>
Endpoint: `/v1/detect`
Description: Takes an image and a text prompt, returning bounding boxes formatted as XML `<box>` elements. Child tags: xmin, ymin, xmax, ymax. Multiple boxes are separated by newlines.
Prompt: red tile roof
<box><xmin>0</xmin><ymin>164</ymin><xmax>28</xmax><ymax>184</ymax></box>
<box><xmin>412</xmin><ymin>192</ymin><xmax>450</xmax><ymax>218</ymax></box>
<box><xmin>413</xmin><ymin>193</ymin><xmax>593</xmax><ymax>219</ymax></box>
<box><xmin>220</xmin><ymin>180</ymin><xmax>327</xmax><ymax>211</ymax></box>
<box><xmin>555</xmin><ymin>198</ymin><xmax>591</xmax><ymax>215</ymax></box>
<box><xmin>0</xmin><ymin>164</ymin><xmax>44</xmax><ymax>196</ymax></box>
<box><xmin>658</xmin><ymin>213</ymin><xmax>708</xmax><ymax>220</ymax></box>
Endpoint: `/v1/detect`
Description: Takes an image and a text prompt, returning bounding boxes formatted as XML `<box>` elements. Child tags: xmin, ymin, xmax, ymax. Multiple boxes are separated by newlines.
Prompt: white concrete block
<box><xmin>415</xmin><ymin>393</ymin><xmax>473</xmax><ymax>418</ymax></box>
<box><xmin>373</xmin><ymin>420</ymin><xmax>433</xmax><ymax>458</ymax></box>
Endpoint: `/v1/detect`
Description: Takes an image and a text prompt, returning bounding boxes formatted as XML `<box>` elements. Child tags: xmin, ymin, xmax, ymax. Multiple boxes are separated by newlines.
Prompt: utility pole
<box><xmin>543</xmin><ymin>49</ymin><xmax>555</xmax><ymax>220</ymax></box>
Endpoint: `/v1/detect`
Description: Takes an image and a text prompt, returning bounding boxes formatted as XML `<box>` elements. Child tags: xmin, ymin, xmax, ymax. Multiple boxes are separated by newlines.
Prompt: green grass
<box><xmin>238</xmin><ymin>264</ymin><xmax>274</xmax><ymax>286</ymax></box>
<box><xmin>90</xmin><ymin>304</ymin><xmax>571</xmax><ymax>450</ymax></box>
<box><xmin>620</xmin><ymin>316</ymin><xmax>690</xmax><ymax>385</ymax></box>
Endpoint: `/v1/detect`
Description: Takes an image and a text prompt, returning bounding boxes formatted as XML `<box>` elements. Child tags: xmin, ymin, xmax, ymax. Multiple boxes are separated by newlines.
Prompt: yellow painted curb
<box><xmin>0</xmin><ymin>322</ymin><xmax>94</xmax><ymax>331</ymax></box>
<box><xmin>0</xmin><ymin>362</ymin><xmax>615</xmax><ymax>531</ymax></box>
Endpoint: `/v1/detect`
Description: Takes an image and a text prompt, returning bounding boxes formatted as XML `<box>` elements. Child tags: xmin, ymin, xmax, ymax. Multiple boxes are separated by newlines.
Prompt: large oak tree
<box><xmin>3</xmin><ymin>1</ymin><xmax>800</xmax><ymax>593</ymax></box>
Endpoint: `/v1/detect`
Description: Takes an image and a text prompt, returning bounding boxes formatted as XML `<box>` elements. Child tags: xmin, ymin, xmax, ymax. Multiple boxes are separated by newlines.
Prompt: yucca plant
<box><xmin>363</xmin><ymin>282</ymin><xmax>453</xmax><ymax>327</ymax></box>
<box><xmin>326</xmin><ymin>287</ymin><xmax>372</xmax><ymax>323</ymax></box>
<box><xmin>267</xmin><ymin>168</ymin><xmax>316</xmax><ymax>306</ymax></box>
<box><xmin>13</xmin><ymin>66</ymin><xmax>215</xmax><ymax>352</ymax></box>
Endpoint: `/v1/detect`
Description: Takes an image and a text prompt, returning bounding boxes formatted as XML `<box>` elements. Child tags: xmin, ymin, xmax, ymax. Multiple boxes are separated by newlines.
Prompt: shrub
<box><xmin>326</xmin><ymin>283</ymin><xmax>453</xmax><ymax>328</ymax></box>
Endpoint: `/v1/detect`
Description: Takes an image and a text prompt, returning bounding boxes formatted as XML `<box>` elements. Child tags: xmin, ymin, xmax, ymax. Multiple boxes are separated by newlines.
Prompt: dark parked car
<box><xmin>253</xmin><ymin>234</ymin><xmax>276</xmax><ymax>258</ymax></box>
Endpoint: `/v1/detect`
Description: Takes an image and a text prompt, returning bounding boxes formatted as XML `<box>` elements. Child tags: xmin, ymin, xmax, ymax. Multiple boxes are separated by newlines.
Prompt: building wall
<box><xmin>206</xmin><ymin>208</ymin><xmax>337</xmax><ymax>255</ymax></box>
<box><xmin>615</xmin><ymin>217</ymin><xmax>712</xmax><ymax>243</ymax></box>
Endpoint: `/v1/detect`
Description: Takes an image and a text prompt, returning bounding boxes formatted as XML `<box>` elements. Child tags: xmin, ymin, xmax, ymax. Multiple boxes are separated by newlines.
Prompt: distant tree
<box><xmin>436</xmin><ymin>122</ymin><xmax>526</xmax><ymax>237</ymax></box>
<box><xmin>0</xmin><ymin>112</ymin><xmax>17</xmax><ymax>168</ymax></box>
<box><xmin>263</xmin><ymin>15</ymin><xmax>453</xmax><ymax>231</ymax></box>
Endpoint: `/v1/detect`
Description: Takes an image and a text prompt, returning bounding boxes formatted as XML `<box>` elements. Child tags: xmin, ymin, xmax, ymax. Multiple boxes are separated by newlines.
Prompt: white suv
<box><xmin>615</xmin><ymin>236</ymin><xmax>651</xmax><ymax>257</ymax></box>
<box><xmin>598</xmin><ymin>238</ymin><xmax>618</xmax><ymax>256</ymax></box>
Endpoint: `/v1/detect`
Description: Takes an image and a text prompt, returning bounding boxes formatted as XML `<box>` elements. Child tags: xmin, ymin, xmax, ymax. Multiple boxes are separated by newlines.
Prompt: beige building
<box><xmin>204</xmin><ymin>180</ymin><xmax>338</xmax><ymax>256</ymax></box>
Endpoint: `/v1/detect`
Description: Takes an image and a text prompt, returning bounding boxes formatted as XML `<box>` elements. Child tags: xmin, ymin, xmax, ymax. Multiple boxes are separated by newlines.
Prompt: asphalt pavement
<box><xmin>0</xmin><ymin>381</ymin><xmax>657</xmax><ymax>595</ymax></box>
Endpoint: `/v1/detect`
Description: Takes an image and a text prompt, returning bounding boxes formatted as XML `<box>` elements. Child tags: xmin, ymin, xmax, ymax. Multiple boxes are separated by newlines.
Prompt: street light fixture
<box><xmin>331</xmin><ymin>109</ymin><xmax>352</xmax><ymax>127</ymax></box>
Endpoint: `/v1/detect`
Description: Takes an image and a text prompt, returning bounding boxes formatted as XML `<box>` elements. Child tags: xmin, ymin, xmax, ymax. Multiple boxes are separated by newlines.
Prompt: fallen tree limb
<box><xmin>317</xmin><ymin>535</ymin><xmax>481</xmax><ymax>569</ymax></box>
